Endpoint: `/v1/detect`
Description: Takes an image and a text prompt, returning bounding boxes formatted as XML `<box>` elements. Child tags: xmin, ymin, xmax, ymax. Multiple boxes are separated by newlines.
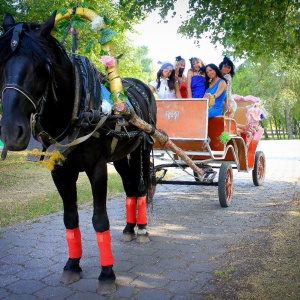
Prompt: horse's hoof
<box><xmin>121</xmin><ymin>232</ymin><xmax>135</xmax><ymax>242</ymax></box>
<box><xmin>136</xmin><ymin>229</ymin><xmax>150</xmax><ymax>243</ymax></box>
<box><xmin>60</xmin><ymin>270</ymin><xmax>81</xmax><ymax>285</ymax></box>
<box><xmin>97</xmin><ymin>279</ymin><xmax>117</xmax><ymax>295</ymax></box>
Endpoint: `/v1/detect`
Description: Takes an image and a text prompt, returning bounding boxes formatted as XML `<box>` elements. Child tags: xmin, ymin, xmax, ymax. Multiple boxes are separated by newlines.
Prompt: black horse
<box><xmin>0</xmin><ymin>12</ymin><xmax>156</xmax><ymax>293</ymax></box>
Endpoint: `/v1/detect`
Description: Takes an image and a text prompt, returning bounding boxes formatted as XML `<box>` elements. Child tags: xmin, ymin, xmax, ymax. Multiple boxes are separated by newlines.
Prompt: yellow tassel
<box><xmin>26</xmin><ymin>149</ymin><xmax>66</xmax><ymax>170</ymax></box>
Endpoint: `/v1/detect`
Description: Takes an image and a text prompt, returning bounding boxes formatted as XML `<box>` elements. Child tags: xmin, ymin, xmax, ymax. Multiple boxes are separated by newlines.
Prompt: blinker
<box><xmin>11</xmin><ymin>23</ymin><xmax>23</xmax><ymax>51</ymax></box>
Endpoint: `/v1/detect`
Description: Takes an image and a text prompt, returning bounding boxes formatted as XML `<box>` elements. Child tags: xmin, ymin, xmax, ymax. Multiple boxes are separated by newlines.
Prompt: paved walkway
<box><xmin>0</xmin><ymin>140</ymin><xmax>299</xmax><ymax>299</ymax></box>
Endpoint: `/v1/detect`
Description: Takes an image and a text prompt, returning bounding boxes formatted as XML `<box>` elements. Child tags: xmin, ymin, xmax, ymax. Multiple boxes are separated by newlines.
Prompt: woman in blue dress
<box><xmin>204</xmin><ymin>64</ymin><xmax>227</xmax><ymax>118</ymax></box>
<box><xmin>186</xmin><ymin>57</ymin><xmax>206</xmax><ymax>98</ymax></box>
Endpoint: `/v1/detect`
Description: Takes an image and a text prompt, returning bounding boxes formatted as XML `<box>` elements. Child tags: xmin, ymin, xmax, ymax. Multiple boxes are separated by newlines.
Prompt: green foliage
<box><xmin>121</xmin><ymin>0</ymin><xmax>300</xmax><ymax>63</ymax></box>
<box><xmin>233</xmin><ymin>56</ymin><xmax>300</xmax><ymax>138</ymax></box>
<box><xmin>0</xmin><ymin>1</ymin><xmax>154</xmax><ymax>83</ymax></box>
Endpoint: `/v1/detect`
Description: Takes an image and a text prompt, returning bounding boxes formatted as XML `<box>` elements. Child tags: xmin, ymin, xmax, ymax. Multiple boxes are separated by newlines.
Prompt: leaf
<box><xmin>81</xmin><ymin>1</ymin><xmax>89</xmax><ymax>8</ymax></box>
<box><xmin>100</xmin><ymin>49</ymin><xmax>109</xmax><ymax>56</ymax></box>
<box><xmin>85</xmin><ymin>38</ymin><xmax>96</xmax><ymax>54</ymax></box>
<box><xmin>98</xmin><ymin>28</ymin><xmax>117</xmax><ymax>45</ymax></box>
<box><xmin>58</xmin><ymin>8</ymin><xmax>68</xmax><ymax>15</ymax></box>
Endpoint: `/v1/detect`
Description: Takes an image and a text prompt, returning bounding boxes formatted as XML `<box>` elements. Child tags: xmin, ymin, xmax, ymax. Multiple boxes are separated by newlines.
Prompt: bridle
<box><xmin>1</xmin><ymin>83</ymin><xmax>44</xmax><ymax>111</ymax></box>
<box><xmin>0</xmin><ymin>21</ymin><xmax>52</xmax><ymax>125</ymax></box>
<box><xmin>1</xmin><ymin>80</ymin><xmax>50</xmax><ymax>115</ymax></box>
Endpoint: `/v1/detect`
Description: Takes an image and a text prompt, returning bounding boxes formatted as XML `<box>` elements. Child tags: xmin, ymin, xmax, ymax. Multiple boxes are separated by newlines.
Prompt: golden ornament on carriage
<box><xmin>54</xmin><ymin>7</ymin><xmax>126</xmax><ymax>109</ymax></box>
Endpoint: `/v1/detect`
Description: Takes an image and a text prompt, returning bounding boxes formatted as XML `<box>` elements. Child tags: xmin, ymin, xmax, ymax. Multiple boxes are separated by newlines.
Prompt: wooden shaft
<box><xmin>129</xmin><ymin>113</ymin><xmax>205</xmax><ymax>177</ymax></box>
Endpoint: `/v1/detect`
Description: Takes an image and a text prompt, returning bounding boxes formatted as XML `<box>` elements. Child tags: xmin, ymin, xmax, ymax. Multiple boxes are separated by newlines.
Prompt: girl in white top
<box><xmin>149</xmin><ymin>63</ymin><xmax>181</xmax><ymax>99</ymax></box>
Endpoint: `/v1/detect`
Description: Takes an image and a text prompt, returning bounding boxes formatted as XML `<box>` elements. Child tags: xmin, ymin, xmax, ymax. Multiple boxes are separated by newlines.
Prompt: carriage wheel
<box><xmin>252</xmin><ymin>151</ymin><xmax>266</xmax><ymax>186</ymax></box>
<box><xmin>218</xmin><ymin>162</ymin><xmax>233</xmax><ymax>207</ymax></box>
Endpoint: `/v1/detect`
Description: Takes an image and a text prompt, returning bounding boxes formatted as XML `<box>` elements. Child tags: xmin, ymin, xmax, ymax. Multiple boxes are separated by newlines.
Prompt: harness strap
<box><xmin>38</xmin><ymin>115</ymin><xmax>108</xmax><ymax>148</ymax></box>
<box><xmin>11</xmin><ymin>23</ymin><xmax>23</xmax><ymax>51</ymax></box>
<box><xmin>111</xmin><ymin>122</ymin><xmax>121</xmax><ymax>154</ymax></box>
<box><xmin>1</xmin><ymin>84</ymin><xmax>37</xmax><ymax>110</ymax></box>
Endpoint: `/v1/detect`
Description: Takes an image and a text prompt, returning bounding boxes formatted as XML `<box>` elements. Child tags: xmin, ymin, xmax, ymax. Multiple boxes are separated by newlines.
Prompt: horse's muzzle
<box><xmin>0</xmin><ymin>121</ymin><xmax>30</xmax><ymax>151</ymax></box>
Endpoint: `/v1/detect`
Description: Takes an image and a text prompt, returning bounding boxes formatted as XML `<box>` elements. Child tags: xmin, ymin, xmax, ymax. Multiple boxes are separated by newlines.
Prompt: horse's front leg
<box><xmin>51</xmin><ymin>167</ymin><xmax>82</xmax><ymax>285</ymax></box>
<box><xmin>87</xmin><ymin>159</ymin><xmax>116</xmax><ymax>294</ymax></box>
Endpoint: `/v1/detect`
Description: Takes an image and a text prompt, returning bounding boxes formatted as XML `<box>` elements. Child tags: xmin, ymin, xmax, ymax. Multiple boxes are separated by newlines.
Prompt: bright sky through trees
<box><xmin>130</xmin><ymin>1</ymin><xmax>225</xmax><ymax>71</ymax></box>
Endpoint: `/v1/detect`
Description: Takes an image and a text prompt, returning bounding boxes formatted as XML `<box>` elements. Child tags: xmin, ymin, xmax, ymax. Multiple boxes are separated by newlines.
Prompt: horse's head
<box><xmin>0</xmin><ymin>11</ymin><xmax>71</xmax><ymax>151</ymax></box>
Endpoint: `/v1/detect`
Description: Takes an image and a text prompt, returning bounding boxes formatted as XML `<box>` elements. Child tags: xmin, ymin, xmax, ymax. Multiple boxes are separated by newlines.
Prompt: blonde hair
<box><xmin>189</xmin><ymin>57</ymin><xmax>205</xmax><ymax>74</ymax></box>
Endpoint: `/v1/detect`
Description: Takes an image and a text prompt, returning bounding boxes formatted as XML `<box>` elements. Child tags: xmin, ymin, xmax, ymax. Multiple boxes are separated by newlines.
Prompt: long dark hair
<box><xmin>219</xmin><ymin>56</ymin><xmax>235</xmax><ymax>77</ymax></box>
<box><xmin>205</xmin><ymin>63</ymin><xmax>227</xmax><ymax>88</ymax></box>
<box><xmin>156</xmin><ymin>69</ymin><xmax>176</xmax><ymax>91</ymax></box>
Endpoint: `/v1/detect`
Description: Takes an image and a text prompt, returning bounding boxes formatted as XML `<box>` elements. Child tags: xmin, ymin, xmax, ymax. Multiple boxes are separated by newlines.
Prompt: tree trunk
<box><xmin>274</xmin><ymin>117</ymin><xmax>280</xmax><ymax>139</ymax></box>
<box><xmin>261</xmin><ymin>121</ymin><xmax>269</xmax><ymax>139</ymax></box>
<box><xmin>284</xmin><ymin>109</ymin><xmax>293</xmax><ymax>139</ymax></box>
<box><xmin>269</xmin><ymin>119</ymin><xmax>274</xmax><ymax>139</ymax></box>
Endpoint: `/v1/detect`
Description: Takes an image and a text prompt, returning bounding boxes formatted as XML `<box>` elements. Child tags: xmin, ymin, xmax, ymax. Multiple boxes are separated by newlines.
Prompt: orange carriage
<box><xmin>151</xmin><ymin>98</ymin><xmax>266</xmax><ymax>207</ymax></box>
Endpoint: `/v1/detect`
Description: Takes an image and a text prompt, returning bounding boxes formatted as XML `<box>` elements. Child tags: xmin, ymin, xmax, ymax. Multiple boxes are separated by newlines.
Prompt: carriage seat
<box><xmin>233</xmin><ymin>99</ymin><xmax>255</xmax><ymax>125</ymax></box>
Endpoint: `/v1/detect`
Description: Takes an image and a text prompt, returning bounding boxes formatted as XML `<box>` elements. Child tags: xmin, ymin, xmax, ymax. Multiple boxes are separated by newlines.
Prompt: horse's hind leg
<box><xmin>136</xmin><ymin>195</ymin><xmax>150</xmax><ymax>243</ymax></box>
<box><xmin>114</xmin><ymin>147</ymin><xmax>150</xmax><ymax>243</ymax></box>
<box><xmin>51</xmin><ymin>167</ymin><xmax>83</xmax><ymax>284</ymax></box>
<box><xmin>123</xmin><ymin>196</ymin><xmax>137</xmax><ymax>241</ymax></box>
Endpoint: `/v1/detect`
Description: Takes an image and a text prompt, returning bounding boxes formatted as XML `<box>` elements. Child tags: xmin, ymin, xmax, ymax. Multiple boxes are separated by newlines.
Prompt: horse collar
<box><xmin>11</xmin><ymin>23</ymin><xmax>23</xmax><ymax>51</ymax></box>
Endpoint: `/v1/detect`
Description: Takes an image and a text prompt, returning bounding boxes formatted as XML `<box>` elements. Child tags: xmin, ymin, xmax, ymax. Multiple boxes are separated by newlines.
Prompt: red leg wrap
<box><xmin>96</xmin><ymin>230</ymin><xmax>114</xmax><ymax>266</ymax></box>
<box><xmin>137</xmin><ymin>196</ymin><xmax>147</xmax><ymax>225</ymax></box>
<box><xmin>66</xmin><ymin>227</ymin><xmax>82</xmax><ymax>258</ymax></box>
<box><xmin>126</xmin><ymin>196</ymin><xmax>137</xmax><ymax>223</ymax></box>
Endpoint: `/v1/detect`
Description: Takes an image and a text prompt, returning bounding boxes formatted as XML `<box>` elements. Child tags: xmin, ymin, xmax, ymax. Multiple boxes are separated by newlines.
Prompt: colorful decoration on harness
<box><xmin>26</xmin><ymin>149</ymin><xmax>66</xmax><ymax>170</ymax></box>
<box><xmin>54</xmin><ymin>7</ymin><xmax>127</xmax><ymax>114</ymax></box>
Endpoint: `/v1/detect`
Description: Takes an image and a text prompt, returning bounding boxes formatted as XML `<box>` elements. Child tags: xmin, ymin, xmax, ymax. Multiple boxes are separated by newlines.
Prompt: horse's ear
<box><xmin>38</xmin><ymin>11</ymin><xmax>57</xmax><ymax>38</ymax></box>
<box><xmin>3</xmin><ymin>12</ymin><xmax>15</xmax><ymax>32</ymax></box>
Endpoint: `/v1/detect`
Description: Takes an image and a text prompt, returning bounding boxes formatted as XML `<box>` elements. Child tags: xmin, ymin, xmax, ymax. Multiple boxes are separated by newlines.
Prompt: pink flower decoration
<box><xmin>68</xmin><ymin>28</ymin><xmax>77</xmax><ymax>34</ymax></box>
<box><xmin>101</xmin><ymin>56</ymin><xmax>116</xmax><ymax>67</ymax></box>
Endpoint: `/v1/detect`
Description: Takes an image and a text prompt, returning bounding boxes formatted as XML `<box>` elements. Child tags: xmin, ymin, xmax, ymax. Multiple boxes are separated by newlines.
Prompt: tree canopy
<box><xmin>0</xmin><ymin>1</ymin><xmax>153</xmax><ymax>80</ymax></box>
<box><xmin>120</xmin><ymin>0</ymin><xmax>300</xmax><ymax>62</ymax></box>
<box><xmin>3</xmin><ymin>1</ymin><xmax>299</xmax><ymax>63</ymax></box>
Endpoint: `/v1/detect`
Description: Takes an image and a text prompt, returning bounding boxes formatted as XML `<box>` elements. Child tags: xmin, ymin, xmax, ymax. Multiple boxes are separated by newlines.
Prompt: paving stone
<box><xmin>0</xmin><ymin>275</ymin><xmax>18</xmax><ymax>288</ymax></box>
<box><xmin>35</xmin><ymin>285</ymin><xmax>74</xmax><ymax>299</ymax></box>
<box><xmin>0</xmin><ymin>140</ymin><xmax>298</xmax><ymax>299</ymax></box>
<box><xmin>6</xmin><ymin>279</ymin><xmax>46</xmax><ymax>294</ymax></box>
<box><xmin>3</xmin><ymin>294</ymin><xmax>38</xmax><ymax>300</ymax></box>
<box><xmin>0</xmin><ymin>288</ymin><xmax>10</xmax><ymax>299</ymax></box>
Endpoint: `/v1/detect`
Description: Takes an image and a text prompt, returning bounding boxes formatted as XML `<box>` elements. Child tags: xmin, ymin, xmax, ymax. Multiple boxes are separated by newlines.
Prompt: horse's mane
<box><xmin>0</xmin><ymin>22</ymin><xmax>72</xmax><ymax>82</ymax></box>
